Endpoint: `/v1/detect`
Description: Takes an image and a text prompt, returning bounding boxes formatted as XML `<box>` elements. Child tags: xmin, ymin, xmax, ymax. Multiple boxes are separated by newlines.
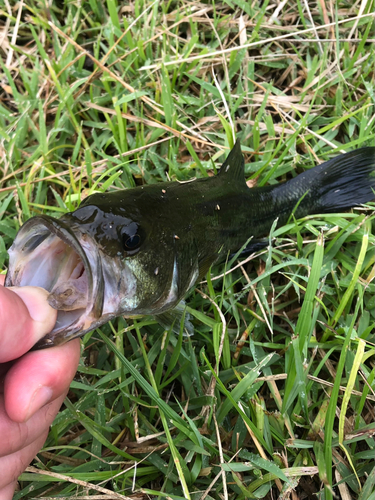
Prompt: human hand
<box><xmin>0</xmin><ymin>276</ymin><xmax>80</xmax><ymax>500</ymax></box>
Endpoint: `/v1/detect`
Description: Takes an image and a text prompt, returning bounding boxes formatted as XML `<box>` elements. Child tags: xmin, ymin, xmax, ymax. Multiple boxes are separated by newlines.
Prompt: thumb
<box><xmin>0</xmin><ymin>286</ymin><xmax>57</xmax><ymax>363</ymax></box>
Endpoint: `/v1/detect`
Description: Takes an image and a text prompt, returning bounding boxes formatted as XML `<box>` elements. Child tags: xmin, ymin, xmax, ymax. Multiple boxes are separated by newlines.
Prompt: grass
<box><xmin>0</xmin><ymin>0</ymin><xmax>374</xmax><ymax>499</ymax></box>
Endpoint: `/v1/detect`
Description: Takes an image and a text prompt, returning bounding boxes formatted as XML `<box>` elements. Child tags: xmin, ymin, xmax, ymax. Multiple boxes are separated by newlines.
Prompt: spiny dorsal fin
<box><xmin>218</xmin><ymin>139</ymin><xmax>245</xmax><ymax>181</ymax></box>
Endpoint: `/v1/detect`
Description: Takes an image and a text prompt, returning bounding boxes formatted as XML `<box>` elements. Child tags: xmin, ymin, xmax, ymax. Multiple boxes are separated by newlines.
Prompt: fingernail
<box><xmin>25</xmin><ymin>385</ymin><xmax>54</xmax><ymax>421</ymax></box>
<box><xmin>11</xmin><ymin>286</ymin><xmax>57</xmax><ymax>337</ymax></box>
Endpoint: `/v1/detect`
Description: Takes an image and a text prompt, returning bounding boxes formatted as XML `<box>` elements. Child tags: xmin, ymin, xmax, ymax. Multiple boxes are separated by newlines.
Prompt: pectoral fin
<box><xmin>155</xmin><ymin>300</ymin><xmax>194</xmax><ymax>336</ymax></box>
<box><xmin>229</xmin><ymin>238</ymin><xmax>269</xmax><ymax>259</ymax></box>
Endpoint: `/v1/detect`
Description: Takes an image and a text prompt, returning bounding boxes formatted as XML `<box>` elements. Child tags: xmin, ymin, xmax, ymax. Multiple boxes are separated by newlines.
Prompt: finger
<box><xmin>0</xmin><ymin>429</ymin><xmax>48</xmax><ymax>493</ymax></box>
<box><xmin>4</xmin><ymin>339</ymin><xmax>80</xmax><ymax>423</ymax></box>
<box><xmin>0</xmin><ymin>286</ymin><xmax>57</xmax><ymax>362</ymax></box>
<box><xmin>0</xmin><ymin>392</ymin><xmax>66</xmax><ymax>458</ymax></box>
<box><xmin>0</xmin><ymin>480</ymin><xmax>18</xmax><ymax>500</ymax></box>
<box><xmin>0</xmin><ymin>275</ymin><xmax>4</xmax><ymax>286</ymax></box>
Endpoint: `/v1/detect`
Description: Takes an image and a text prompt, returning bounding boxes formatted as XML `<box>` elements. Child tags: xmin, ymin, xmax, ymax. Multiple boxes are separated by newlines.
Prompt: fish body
<box><xmin>5</xmin><ymin>141</ymin><xmax>375</xmax><ymax>348</ymax></box>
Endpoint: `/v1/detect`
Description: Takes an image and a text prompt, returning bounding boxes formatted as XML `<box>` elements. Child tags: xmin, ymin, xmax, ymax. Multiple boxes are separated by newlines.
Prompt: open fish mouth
<box><xmin>5</xmin><ymin>215</ymin><xmax>104</xmax><ymax>349</ymax></box>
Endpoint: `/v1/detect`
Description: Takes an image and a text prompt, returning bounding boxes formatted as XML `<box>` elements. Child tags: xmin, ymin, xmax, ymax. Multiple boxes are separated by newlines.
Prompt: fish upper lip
<box><xmin>5</xmin><ymin>215</ymin><xmax>104</xmax><ymax>349</ymax></box>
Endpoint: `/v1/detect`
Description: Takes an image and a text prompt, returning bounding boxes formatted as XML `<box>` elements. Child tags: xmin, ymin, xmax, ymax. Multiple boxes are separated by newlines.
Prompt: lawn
<box><xmin>0</xmin><ymin>1</ymin><xmax>374</xmax><ymax>499</ymax></box>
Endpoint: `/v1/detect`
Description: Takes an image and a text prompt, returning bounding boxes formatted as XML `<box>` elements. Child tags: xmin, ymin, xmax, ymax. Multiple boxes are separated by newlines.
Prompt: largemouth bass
<box><xmin>5</xmin><ymin>141</ymin><xmax>375</xmax><ymax>349</ymax></box>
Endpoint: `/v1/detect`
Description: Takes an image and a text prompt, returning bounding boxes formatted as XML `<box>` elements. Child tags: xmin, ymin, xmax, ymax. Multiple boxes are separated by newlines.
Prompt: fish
<box><xmin>5</xmin><ymin>140</ymin><xmax>375</xmax><ymax>349</ymax></box>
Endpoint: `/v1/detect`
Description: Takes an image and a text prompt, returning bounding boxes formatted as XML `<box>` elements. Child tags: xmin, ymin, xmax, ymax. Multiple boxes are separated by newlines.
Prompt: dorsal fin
<box><xmin>218</xmin><ymin>139</ymin><xmax>245</xmax><ymax>181</ymax></box>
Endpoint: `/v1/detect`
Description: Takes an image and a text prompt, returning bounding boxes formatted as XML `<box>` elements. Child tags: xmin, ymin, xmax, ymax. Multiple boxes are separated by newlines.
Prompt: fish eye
<box><xmin>123</xmin><ymin>233</ymin><xmax>141</xmax><ymax>250</ymax></box>
<box><xmin>120</xmin><ymin>222</ymin><xmax>142</xmax><ymax>254</ymax></box>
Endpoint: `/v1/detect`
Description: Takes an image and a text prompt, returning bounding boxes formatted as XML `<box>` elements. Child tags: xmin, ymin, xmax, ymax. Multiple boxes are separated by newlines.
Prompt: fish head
<box><xmin>5</xmin><ymin>189</ymin><xmax>199</xmax><ymax>348</ymax></box>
